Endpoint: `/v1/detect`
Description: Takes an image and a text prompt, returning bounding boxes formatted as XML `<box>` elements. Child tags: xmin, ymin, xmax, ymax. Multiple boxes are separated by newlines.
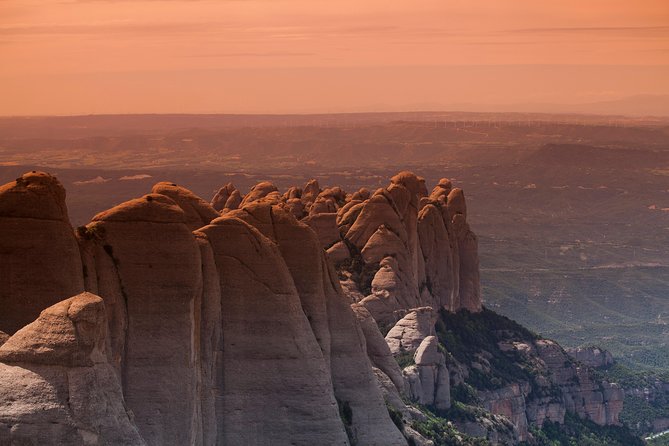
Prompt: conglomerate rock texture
<box><xmin>0</xmin><ymin>170</ymin><xmax>623</xmax><ymax>446</ymax></box>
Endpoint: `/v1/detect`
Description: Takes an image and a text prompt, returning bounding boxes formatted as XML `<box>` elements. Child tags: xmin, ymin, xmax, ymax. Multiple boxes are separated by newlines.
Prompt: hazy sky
<box><xmin>1</xmin><ymin>0</ymin><xmax>668</xmax><ymax>115</ymax></box>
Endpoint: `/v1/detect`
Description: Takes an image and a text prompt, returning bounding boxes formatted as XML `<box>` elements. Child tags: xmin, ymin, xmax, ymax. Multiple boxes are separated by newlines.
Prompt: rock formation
<box><xmin>385</xmin><ymin>307</ymin><xmax>436</xmax><ymax>354</ymax></box>
<box><xmin>0</xmin><ymin>172</ymin><xmax>84</xmax><ymax>335</ymax></box>
<box><xmin>565</xmin><ymin>346</ymin><xmax>614</xmax><ymax>368</ymax></box>
<box><xmin>78</xmin><ymin>192</ymin><xmax>203</xmax><ymax>445</ymax></box>
<box><xmin>403</xmin><ymin>336</ymin><xmax>451</xmax><ymax>410</ymax></box>
<box><xmin>534</xmin><ymin>340</ymin><xmax>623</xmax><ymax>426</ymax></box>
<box><xmin>0</xmin><ymin>170</ymin><xmax>628</xmax><ymax>446</ymax></box>
<box><xmin>210</xmin><ymin>182</ymin><xmax>237</xmax><ymax>211</ymax></box>
<box><xmin>0</xmin><ymin>292</ymin><xmax>145</xmax><ymax>445</ymax></box>
<box><xmin>196</xmin><ymin>215</ymin><xmax>352</xmax><ymax>445</ymax></box>
<box><xmin>152</xmin><ymin>181</ymin><xmax>219</xmax><ymax>230</ymax></box>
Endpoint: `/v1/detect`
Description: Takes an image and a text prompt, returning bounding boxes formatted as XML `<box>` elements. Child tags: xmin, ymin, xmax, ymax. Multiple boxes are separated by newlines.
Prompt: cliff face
<box><xmin>0</xmin><ymin>171</ymin><xmax>626</xmax><ymax>445</ymax></box>
<box><xmin>475</xmin><ymin>338</ymin><xmax>624</xmax><ymax>441</ymax></box>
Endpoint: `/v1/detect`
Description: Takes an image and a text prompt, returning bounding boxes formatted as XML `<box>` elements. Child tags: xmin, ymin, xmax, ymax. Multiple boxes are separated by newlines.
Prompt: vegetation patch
<box><xmin>396</xmin><ymin>350</ymin><xmax>416</xmax><ymax>369</ymax></box>
<box><xmin>451</xmin><ymin>383</ymin><xmax>480</xmax><ymax>405</ymax></box>
<box><xmin>386</xmin><ymin>402</ymin><xmax>404</xmax><ymax>431</ymax></box>
<box><xmin>337</xmin><ymin>398</ymin><xmax>355</xmax><ymax>445</ymax></box>
<box><xmin>523</xmin><ymin>412</ymin><xmax>644</xmax><ymax>446</ymax></box>
<box><xmin>410</xmin><ymin>404</ymin><xmax>491</xmax><ymax>446</ymax></box>
<box><xmin>335</xmin><ymin>241</ymin><xmax>380</xmax><ymax>297</ymax></box>
<box><xmin>436</xmin><ymin>307</ymin><xmax>537</xmax><ymax>390</ymax></box>
<box><xmin>593</xmin><ymin>362</ymin><xmax>669</xmax><ymax>436</ymax></box>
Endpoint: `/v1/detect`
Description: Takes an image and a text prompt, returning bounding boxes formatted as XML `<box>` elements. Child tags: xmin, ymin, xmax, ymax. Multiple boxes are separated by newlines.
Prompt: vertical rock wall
<box><xmin>0</xmin><ymin>172</ymin><xmax>84</xmax><ymax>334</ymax></box>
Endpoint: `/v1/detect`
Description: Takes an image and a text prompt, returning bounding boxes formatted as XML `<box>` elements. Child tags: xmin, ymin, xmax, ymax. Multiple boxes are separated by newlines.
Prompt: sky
<box><xmin>1</xmin><ymin>0</ymin><xmax>668</xmax><ymax>115</ymax></box>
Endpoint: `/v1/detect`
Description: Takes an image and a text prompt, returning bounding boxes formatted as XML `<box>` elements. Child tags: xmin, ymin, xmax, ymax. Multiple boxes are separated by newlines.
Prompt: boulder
<box><xmin>326</xmin><ymin>240</ymin><xmax>351</xmax><ymax>263</ymax></box>
<box><xmin>310</xmin><ymin>197</ymin><xmax>337</xmax><ymax>215</ymax></box>
<box><xmin>283</xmin><ymin>197</ymin><xmax>306</xmax><ymax>219</ymax></box>
<box><xmin>345</xmin><ymin>194</ymin><xmax>406</xmax><ymax>250</ymax></box>
<box><xmin>0</xmin><ymin>292</ymin><xmax>145</xmax><ymax>446</ymax></box>
<box><xmin>351</xmin><ymin>188</ymin><xmax>370</xmax><ymax>201</ymax></box>
<box><xmin>429</xmin><ymin>178</ymin><xmax>452</xmax><ymax>201</ymax></box>
<box><xmin>385</xmin><ymin>307</ymin><xmax>436</xmax><ymax>354</ymax></box>
<box><xmin>446</xmin><ymin>188</ymin><xmax>467</xmax><ymax>222</ymax></box>
<box><xmin>403</xmin><ymin>337</ymin><xmax>450</xmax><ymax>410</ymax></box>
<box><xmin>283</xmin><ymin>186</ymin><xmax>302</xmax><ymax>200</ymax></box>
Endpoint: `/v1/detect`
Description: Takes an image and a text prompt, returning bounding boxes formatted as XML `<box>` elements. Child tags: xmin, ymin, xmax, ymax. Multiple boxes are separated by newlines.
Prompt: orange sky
<box><xmin>1</xmin><ymin>0</ymin><xmax>668</xmax><ymax>115</ymax></box>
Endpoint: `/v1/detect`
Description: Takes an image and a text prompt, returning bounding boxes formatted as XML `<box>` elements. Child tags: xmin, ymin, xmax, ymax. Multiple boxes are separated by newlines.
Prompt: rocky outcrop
<box><xmin>206</xmin><ymin>172</ymin><xmax>482</xmax><ymax>324</ymax></box>
<box><xmin>0</xmin><ymin>292</ymin><xmax>145</xmax><ymax>445</ymax></box>
<box><xmin>211</xmin><ymin>182</ymin><xmax>237</xmax><ymax>211</ymax></box>
<box><xmin>403</xmin><ymin>336</ymin><xmax>451</xmax><ymax>410</ymax></box>
<box><xmin>78</xmin><ymin>193</ymin><xmax>203</xmax><ymax>446</ymax></box>
<box><xmin>0</xmin><ymin>170</ymin><xmax>628</xmax><ymax>446</ymax></box>
<box><xmin>483</xmin><ymin>338</ymin><xmax>625</xmax><ymax>437</ymax></box>
<box><xmin>352</xmin><ymin>304</ymin><xmax>405</xmax><ymax>393</ymax></box>
<box><xmin>566</xmin><ymin>346</ymin><xmax>614</xmax><ymax>368</ymax></box>
<box><xmin>417</xmin><ymin>203</ymin><xmax>458</xmax><ymax>311</ymax></box>
<box><xmin>0</xmin><ymin>171</ymin><xmax>85</xmax><ymax>335</ymax></box>
<box><xmin>447</xmin><ymin>189</ymin><xmax>481</xmax><ymax>312</ymax></box>
<box><xmin>385</xmin><ymin>307</ymin><xmax>436</xmax><ymax>354</ymax></box>
<box><xmin>152</xmin><ymin>181</ymin><xmax>219</xmax><ymax>230</ymax></box>
<box><xmin>239</xmin><ymin>181</ymin><xmax>278</xmax><ymax>207</ymax></box>
<box><xmin>224</xmin><ymin>203</ymin><xmax>406</xmax><ymax>445</ymax></box>
<box><xmin>478</xmin><ymin>383</ymin><xmax>529</xmax><ymax>442</ymax></box>
<box><xmin>303</xmin><ymin>212</ymin><xmax>341</xmax><ymax>248</ymax></box>
<box><xmin>197</xmin><ymin>216</ymin><xmax>352</xmax><ymax>445</ymax></box>
<box><xmin>534</xmin><ymin>340</ymin><xmax>623</xmax><ymax>426</ymax></box>
<box><xmin>334</xmin><ymin>173</ymin><xmax>480</xmax><ymax>323</ymax></box>
<box><xmin>0</xmin><ymin>172</ymin><xmax>415</xmax><ymax>446</ymax></box>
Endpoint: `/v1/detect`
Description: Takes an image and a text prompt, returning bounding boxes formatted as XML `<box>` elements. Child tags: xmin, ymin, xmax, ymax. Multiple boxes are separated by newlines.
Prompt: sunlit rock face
<box><xmin>196</xmin><ymin>215</ymin><xmax>351</xmax><ymax>446</ymax></box>
<box><xmin>222</xmin><ymin>202</ymin><xmax>406</xmax><ymax>446</ymax></box>
<box><xmin>78</xmin><ymin>193</ymin><xmax>203</xmax><ymax>445</ymax></box>
<box><xmin>330</xmin><ymin>173</ymin><xmax>481</xmax><ymax>323</ymax></box>
<box><xmin>230</xmin><ymin>171</ymin><xmax>483</xmax><ymax>325</ymax></box>
<box><xmin>0</xmin><ymin>292</ymin><xmax>145</xmax><ymax>446</ymax></box>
